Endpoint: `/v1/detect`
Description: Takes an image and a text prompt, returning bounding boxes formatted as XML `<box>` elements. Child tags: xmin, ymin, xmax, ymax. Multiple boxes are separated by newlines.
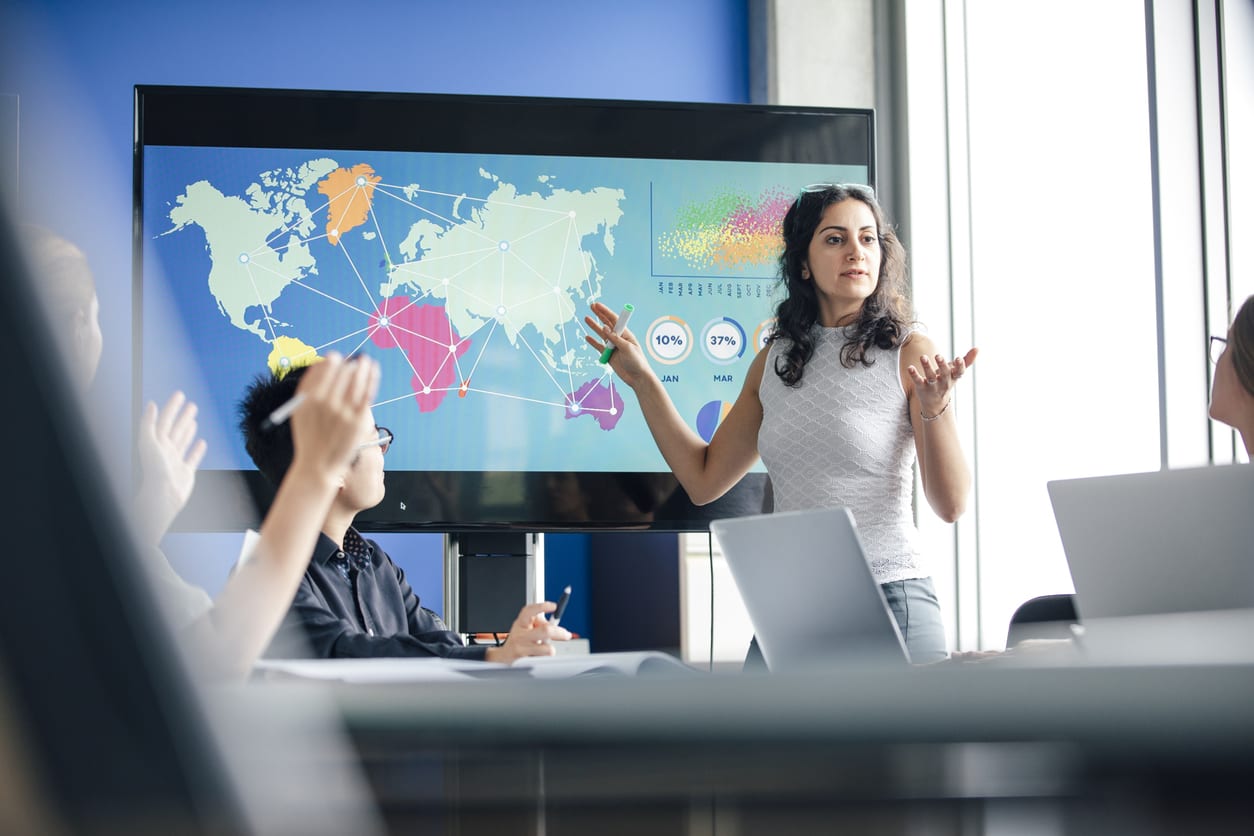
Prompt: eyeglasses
<box><xmin>1209</xmin><ymin>335</ymin><xmax>1228</xmax><ymax>365</ymax></box>
<box><xmin>357</xmin><ymin>426</ymin><xmax>393</xmax><ymax>454</ymax></box>
<box><xmin>800</xmin><ymin>183</ymin><xmax>876</xmax><ymax>198</ymax></box>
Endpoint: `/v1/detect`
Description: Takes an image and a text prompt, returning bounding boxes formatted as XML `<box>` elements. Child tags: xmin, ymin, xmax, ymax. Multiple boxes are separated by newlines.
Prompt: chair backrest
<box><xmin>0</xmin><ymin>209</ymin><xmax>378</xmax><ymax>834</ymax></box>
<box><xmin>0</xmin><ymin>206</ymin><xmax>252</xmax><ymax>832</ymax></box>
<box><xmin>1006</xmin><ymin>593</ymin><xmax>1079</xmax><ymax>648</ymax></box>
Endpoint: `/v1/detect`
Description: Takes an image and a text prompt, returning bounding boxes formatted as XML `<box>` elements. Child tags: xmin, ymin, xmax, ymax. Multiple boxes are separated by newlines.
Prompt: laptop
<box><xmin>710</xmin><ymin>507</ymin><xmax>911</xmax><ymax>672</ymax></box>
<box><xmin>1047</xmin><ymin>464</ymin><xmax>1254</xmax><ymax>620</ymax></box>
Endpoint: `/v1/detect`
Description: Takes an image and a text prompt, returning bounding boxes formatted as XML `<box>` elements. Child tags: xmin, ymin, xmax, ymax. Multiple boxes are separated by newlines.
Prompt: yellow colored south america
<box><xmin>267</xmin><ymin>336</ymin><xmax>319</xmax><ymax>378</ymax></box>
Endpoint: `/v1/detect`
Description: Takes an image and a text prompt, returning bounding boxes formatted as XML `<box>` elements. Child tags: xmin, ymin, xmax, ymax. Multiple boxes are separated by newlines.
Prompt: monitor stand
<box><xmin>444</xmin><ymin>532</ymin><xmax>543</xmax><ymax>636</ymax></box>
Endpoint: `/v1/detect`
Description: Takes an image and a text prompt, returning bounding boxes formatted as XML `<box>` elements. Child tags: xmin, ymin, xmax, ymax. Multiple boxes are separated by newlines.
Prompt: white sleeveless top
<box><xmin>757</xmin><ymin>326</ymin><xmax>925</xmax><ymax>583</ymax></box>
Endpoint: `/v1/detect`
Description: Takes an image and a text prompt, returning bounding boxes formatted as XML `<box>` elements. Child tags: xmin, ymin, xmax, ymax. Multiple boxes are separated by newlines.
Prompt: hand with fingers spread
<box><xmin>907</xmin><ymin>347</ymin><xmax>979</xmax><ymax>420</ymax></box>
<box><xmin>135</xmin><ymin>390</ymin><xmax>208</xmax><ymax>547</ymax></box>
<box><xmin>584</xmin><ymin>301</ymin><xmax>652</xmax><ymax>388</ymax></box>
<box><xmin>484</xmin><ymin>601</ymin><xmax>572</xmax><ymax>664</ymax></box>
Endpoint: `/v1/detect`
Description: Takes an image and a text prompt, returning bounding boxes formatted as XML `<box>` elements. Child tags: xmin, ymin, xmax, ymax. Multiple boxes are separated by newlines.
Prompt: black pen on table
<box><xmin>551</xmin><ymin>585</ymin><xmax>572</xmax><ymax>627</ymax></box>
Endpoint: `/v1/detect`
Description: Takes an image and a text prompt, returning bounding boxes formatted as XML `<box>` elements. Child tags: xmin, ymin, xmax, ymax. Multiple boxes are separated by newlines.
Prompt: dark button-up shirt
<box><xmin>265</xmin><ymin>529</ymin><xmax>488</xmax><ymax>660</ymax></box>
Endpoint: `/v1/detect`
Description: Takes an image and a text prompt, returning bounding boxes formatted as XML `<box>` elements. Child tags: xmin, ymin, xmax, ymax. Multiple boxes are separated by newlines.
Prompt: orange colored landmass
<box><xmin>317</xmin><ymin>163</ymin><xmax>381</xmax><ymax>245</ymax></box>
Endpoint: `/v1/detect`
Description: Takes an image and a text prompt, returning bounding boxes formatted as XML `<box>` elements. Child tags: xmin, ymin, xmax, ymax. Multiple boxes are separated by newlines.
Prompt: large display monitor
<box><xmin>134</xmin><ymin>85</ymin><xmax>874</xmax><ymax>532</ymax></box>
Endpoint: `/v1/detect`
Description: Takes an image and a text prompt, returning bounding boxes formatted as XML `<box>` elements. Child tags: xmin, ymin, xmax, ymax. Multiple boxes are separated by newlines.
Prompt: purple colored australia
<box><xmin>564</xmin><ymin>380</ymin><xmax>624</xmax><ymax>430</ymax></box>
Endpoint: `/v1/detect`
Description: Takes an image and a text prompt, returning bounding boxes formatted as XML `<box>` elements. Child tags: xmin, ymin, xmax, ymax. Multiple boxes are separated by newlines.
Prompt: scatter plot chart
<box><xmin>654</xmin><ymin>185</ymin><xmax>794</xmax><ymax>276</ymax></box>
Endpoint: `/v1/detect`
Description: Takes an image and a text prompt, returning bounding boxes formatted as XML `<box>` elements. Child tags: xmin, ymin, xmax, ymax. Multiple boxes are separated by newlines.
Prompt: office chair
<box><xmin>1005</xmin><ymin>593</ymin><xmax>1079</xmax><ymax>648</ymax></box>
<box><xmin>0</xmin><ymin>208</ymin><xmax>378</xmax><ymax>834</ymax></box>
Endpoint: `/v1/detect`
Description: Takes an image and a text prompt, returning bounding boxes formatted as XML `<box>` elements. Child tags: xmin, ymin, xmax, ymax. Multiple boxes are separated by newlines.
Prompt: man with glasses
<box><xmin>238</xmin><ymin>360</ymin><xmax>570</xmax><ymax>663</ymax></box>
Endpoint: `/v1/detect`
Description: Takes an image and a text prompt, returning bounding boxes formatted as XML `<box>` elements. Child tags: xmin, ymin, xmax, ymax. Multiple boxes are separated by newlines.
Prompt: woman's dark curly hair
<box><xmin>769</xmin><ymin>184</ymin><xmax>913</xmax><ymax>386</ymax></box>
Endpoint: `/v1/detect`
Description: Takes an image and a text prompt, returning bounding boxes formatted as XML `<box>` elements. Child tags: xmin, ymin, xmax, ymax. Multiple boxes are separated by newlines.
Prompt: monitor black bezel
<box><xmin>133</xmin><ymin>85</ymin><xmax>874</xmax><ymax>533</ymax></box>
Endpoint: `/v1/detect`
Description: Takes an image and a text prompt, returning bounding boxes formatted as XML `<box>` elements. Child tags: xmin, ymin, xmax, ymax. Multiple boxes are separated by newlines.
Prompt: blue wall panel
<box><xmin>0</xmin><ymin>0</ymin><xmax>747</xmax><ymax>641</ymax></box>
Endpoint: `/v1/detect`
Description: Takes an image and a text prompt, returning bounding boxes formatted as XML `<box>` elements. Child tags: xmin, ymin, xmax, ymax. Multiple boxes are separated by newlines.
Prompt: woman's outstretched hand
<box><xmin>907</xmin><ymin>347</ymin><xmax>978</xmax><ymax>418</ymax></box>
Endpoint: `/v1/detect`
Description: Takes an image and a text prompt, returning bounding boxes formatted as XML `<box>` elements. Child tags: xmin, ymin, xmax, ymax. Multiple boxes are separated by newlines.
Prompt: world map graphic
<box><xmin>163</xmin><ymin>158</ymin><xmax>626</xmax><ymax>430</ymax></box>
<box><xmin>143</xmin><ymin>146</ymin><xmax>860</xmax><ymax>473</ymax></box>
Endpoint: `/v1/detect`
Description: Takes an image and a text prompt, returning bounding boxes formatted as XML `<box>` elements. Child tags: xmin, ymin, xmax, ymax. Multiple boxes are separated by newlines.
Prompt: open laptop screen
<box><xmin>1047</xmin><ymin>465</ymin><xmax>1254</xmax><ymax>620</ymax></box>
<box><xmin>711</xmin><ymin>507</ymin><xmax>910</xmax><ymax>671</ymax></box>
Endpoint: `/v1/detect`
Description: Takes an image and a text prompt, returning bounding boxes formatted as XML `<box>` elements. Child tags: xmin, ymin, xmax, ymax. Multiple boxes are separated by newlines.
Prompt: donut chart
<box><xmin>645</xmin><ymin>315</ymin><xmax>694</xmax><ymax>365</ymax></box>
<box><xmin>701</xmin><ymin>317</ymin><xmax>747</xmax><ymax>365</ymax></box>
<box><xmin>752</xmin><ymin>318</ymin><xmax>776</xmax><ymax>354</ymax></box>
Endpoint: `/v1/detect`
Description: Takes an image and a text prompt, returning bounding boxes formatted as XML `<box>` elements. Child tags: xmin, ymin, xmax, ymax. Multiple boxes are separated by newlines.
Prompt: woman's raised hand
<box><xmin>584</xmin><ymin>301</ymin><xmax>651</xmax><ymax>388</ymax></box>
<box><xmin>907</xmin><ymin>347</ymin><xmax>978</xmax><ymax>419</ymax></box>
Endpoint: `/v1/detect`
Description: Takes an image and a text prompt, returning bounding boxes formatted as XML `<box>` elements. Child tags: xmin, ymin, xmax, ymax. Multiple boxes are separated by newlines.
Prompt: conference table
<box><xmin>245</xmin><ymin>625</ymin><xmax>1254</xmax><ymax>835</ymax></box>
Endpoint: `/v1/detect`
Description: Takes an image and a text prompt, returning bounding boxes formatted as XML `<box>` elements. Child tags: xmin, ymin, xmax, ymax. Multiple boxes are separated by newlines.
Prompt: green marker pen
<box><xmin>599</xmin><ymin>303</ymin><xmax>634</xmax><ymax>363</ymax></box>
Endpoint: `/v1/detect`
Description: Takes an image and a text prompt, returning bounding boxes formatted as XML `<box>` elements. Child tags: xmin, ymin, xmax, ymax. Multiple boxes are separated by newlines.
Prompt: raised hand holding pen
<box><xmin>585</xmin><ymin>301</ymin><xmax>651</xmax><ymax>388</ymax></box>
<box><xmin>287</xmin><ymin>352</ymin><xmax>381</xmax><ymax>476</ymax></box>
<box><xmin>599</xmin><ymin>304</ymin><xmax>633</xmax><ymax>363</ymax></box>
<box><xmin>218</xmin><ymin>351</ymin><xmax>381</xmax><ymax>677</ymax></box>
